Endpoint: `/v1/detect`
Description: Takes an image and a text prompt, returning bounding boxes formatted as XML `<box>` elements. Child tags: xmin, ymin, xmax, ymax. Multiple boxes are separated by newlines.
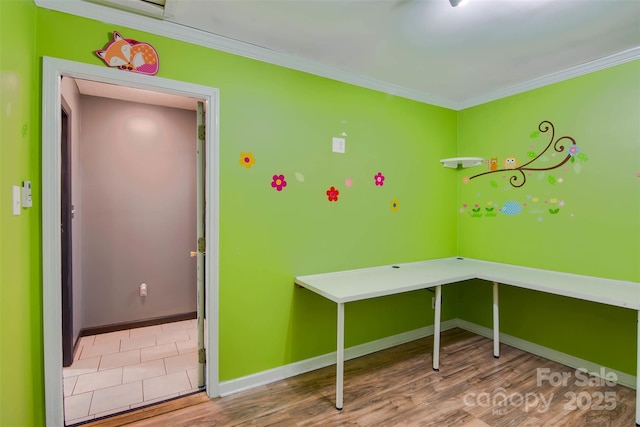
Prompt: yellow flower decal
<box><xmin>390</xmin><ymin>199</ymin><xmax>400</xmax><ymax>211</ymax></box>
<box><xmin>240</xmin><ymin>152</ymin><xmax>255</xmax><ymax>169</ymax></box>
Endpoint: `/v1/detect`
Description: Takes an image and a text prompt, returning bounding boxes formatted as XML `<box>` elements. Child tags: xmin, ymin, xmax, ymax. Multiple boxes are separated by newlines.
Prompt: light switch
<box><xmin>12</xmin><ymin>186</ymin><xmax>21</xmax><ymax>215</ymax></box>
<box><xmin>22</xmin><ymin>181</ymin><xmax>32</xmax><ymax>208</ymax></box>
<box><xmin>332</xmin><ymin>137</ymin><xmax>345</xmax><ymax>154</ymax></box>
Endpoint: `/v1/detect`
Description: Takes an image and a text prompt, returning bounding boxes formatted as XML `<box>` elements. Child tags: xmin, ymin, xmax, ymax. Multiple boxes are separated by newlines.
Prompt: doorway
<box><xmin>42</xmin><ymin>57</ymin><xmax>220</xmax><ymax>426</ymax></box>
<box><xmin>60</xmin><ymin>80</ymin><xmax>206</xmax><ymax>424</ymax></box>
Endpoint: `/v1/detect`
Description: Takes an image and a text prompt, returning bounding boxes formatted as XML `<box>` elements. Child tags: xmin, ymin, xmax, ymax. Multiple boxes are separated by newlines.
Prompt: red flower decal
<box><xmin>326</xmin><ymin>186</ymin><xmax>339</xmax><ymax>202</ymax></box>
<box><xmin>374</xmin><ymin>172</ymin><xmax>385</xmax><ymax>186</ymax></box>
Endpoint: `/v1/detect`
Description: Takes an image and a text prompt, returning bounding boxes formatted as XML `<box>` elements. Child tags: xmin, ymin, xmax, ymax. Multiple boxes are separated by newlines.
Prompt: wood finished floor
<box><xmin>82</xmin><ymin>328</ymin><xmax>635</xmax><ymax>427</ymax></box>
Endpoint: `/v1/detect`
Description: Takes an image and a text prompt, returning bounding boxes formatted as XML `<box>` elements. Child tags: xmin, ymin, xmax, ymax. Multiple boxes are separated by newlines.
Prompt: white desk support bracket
<box><xmin>493</xmin><ymin>282</ymin><xmax>500</xmax><ymax>358</ymax></box>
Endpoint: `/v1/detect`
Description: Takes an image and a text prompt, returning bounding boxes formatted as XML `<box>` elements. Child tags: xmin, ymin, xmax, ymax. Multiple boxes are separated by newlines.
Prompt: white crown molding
<box><xmin>34</xmin><ymin>0</ymin><xmax>460</xmax><ymax>109</ymax></box>
<box><xmin>459</xmin><ymin>46</ymin><xmax>640</xmax><ymax>110</ymax></box>
<box><xmin>34</xmin><ymin>0</ymin><xmax>640</xmax><ymax>111</ymax></box>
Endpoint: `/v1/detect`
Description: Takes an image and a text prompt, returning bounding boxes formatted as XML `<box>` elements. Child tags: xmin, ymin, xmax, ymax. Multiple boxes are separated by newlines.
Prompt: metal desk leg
<box><xmin>336</xmin><ymin>302</ymin><xmax>344</xmax><ymax>410</ymax></box>
<box><xmin>636</xmin><ymin>310</ymin><xmax>639</xmax><ymax>426</ymax></box>
<box><xmin>433</xmin><ymin>285</ymin><xmax>442</xmax><ymax>371</ymax></box>
<box><xmin>493</xmin><ymin>282</ymin><xmax>500</xmax><ymax>358</ymax></box>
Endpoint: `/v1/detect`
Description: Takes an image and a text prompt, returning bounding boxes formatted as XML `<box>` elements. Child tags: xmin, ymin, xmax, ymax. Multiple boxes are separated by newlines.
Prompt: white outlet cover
<box><xmin>12</xmin><ymin>186</ymin><xmax>21</xmax><ymax>215</ymax></box>
<box><xmin>332</xmin><ymin>137</ymin><xmax>345</xmax><ymax>154</ymax></box>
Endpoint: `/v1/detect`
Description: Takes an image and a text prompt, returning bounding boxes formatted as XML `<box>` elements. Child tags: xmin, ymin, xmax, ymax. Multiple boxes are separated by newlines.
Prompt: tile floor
<box><xmin>63</xmin><ymin>319</ymin><xmax>202</xmax><ymax>425</ymax></box>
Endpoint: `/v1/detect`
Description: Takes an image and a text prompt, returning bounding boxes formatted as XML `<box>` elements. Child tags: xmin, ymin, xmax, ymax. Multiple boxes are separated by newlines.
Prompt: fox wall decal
<box><xmin>95</xmin><ymin>31</ymin><xmax>159</xmax><ymax>75</ymax></box>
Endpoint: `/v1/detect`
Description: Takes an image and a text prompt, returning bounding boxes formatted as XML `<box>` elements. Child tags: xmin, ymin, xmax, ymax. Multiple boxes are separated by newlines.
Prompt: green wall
<box><xmin>457</xmin><ymin>61</ymin><xmax>640</xmax><ymax>281</ymax></box>
<box><xmin>0</xmin><ymin>1</ymin><xmax>44</xmax><ymax>426</ymax></box>
<box><xmin>0</xmin><ymin>3</ymin><xmax>638</xmax><ymax>425</ymax></box>
<box><xmin>2</xmin><ymin>5</ymin><xmax>457</xmax><ymax>425</ymax></box>
<box><xmin>455</xmin><ymin>61</ymin><xmax>640</xmax><ymax>375</ymax></box>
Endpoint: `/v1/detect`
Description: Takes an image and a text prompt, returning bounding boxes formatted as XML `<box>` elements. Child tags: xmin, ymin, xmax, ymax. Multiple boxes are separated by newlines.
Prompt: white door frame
<box><xmin>41</xmin><ymin>56</ymin><xmax>220</xmax><ymax>425</ymax></box>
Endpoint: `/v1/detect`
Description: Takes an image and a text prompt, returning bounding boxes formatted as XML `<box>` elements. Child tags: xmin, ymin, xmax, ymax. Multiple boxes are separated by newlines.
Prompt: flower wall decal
<box><xmin>485</xmin><ymin>201</ymin><xmax>497</xmax><ymax>217</ymax></box>
<box><xmin>271</xmin><ymin>174</ymin><xmax>287</xmax><ymax>191</ymax></box>
<box><xmin>547</xmin><ymin>198</ymin><xmax>565</xmax><ymax>214</ymax></box>
<box><xmin>326</xmin><ymin>186</ymin><xmax>339</xmax><ymax>202</ymax></box>
<box><xmin>567</xmin><ymin>145</ymin><xmax>580</xmax><ymax>157</ymax></box>
<box><xmin>390</xmin><ymin>199</ymin><xmax>400</xmax><ymax>211</ymax></box>
<box><xmin>461</xmin><ymin>197</ymin><xmax>570</xmax><ymax>219</ymax></box>
<box><xmin>240</xmin><ymin>152</ymin><xmax>256</xmax><ymax>169</ymax></box>
<box><xmin>471</xmin><ymin>203</ymin><xmax>482</xmax><ymax>217</ymax></box>
<box><xmin>374</xmin><ymin>172</ymin><xmax>385</xmax><ymax>186</ymax></box>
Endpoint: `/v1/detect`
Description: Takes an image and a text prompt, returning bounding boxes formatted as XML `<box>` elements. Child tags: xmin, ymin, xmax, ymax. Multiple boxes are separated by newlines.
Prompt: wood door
<box><xmin>61</xmin><ymin>106</ymin><xmax>73</xmax><ymax>367</ymax></box>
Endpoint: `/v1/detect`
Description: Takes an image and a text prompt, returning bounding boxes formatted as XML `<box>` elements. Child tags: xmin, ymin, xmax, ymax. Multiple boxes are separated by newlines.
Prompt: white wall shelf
<box><xmin>439</xmin><ymin>157</ymin><xmax>484</xmax><ymax>169</ymax></box>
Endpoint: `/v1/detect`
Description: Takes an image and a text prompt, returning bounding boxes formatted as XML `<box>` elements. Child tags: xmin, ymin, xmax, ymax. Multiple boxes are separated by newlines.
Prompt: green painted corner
<box><xmin>454</xmin><ymin>279</ymin><xmax>637</xmax><ymax>376</ymax></box>
<box><xmin>454</xmin><ymin>61</ymin><xmax>639</xmax><ymax>380</ymax></box>
<box><xmin>456</xmin><ymin>61</ymin><xmax>640</xmax><ymax>282</ymax></box>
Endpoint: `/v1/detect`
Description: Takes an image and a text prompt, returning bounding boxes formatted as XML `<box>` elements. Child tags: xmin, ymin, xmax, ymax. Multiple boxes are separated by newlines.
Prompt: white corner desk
<box><xmin>294</xmin><ymin>257</ymin><xmax>640</xmax><ymax>424</ymax></box>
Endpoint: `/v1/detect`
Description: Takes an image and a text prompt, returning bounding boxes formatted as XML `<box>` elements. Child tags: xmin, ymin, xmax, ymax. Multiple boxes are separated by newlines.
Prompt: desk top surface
<box><xmin>294</xmin><ymin>258</ymin><xmax>640</xmax><ymax>309</ymax></box>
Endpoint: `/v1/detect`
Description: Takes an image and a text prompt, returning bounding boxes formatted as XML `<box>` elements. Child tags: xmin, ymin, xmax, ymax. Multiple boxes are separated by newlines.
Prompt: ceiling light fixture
<box><xmin>449</xmin><ymin>0</ymin><xmax>468</xmax><ymax>7</ymax></box>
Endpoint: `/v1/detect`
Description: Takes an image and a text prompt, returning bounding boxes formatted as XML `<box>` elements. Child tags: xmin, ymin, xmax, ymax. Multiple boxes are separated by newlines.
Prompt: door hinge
<box><xmin>198</xmin><ymin>237</ymin><xmax>206</xmax><ymax>253</ymax></box>
<box><xmin>198</xmin><ymin>124</ymin><xmax>205</xmax><ymax>141</ymax></box>
<box><xmin>198</xmin><ymin>348</ymin><xmax>206</xmax><ymax>364</ymax></box>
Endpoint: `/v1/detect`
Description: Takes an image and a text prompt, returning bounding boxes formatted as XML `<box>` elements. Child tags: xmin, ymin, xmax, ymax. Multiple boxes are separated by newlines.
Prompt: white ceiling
<box><xmin>163</xmin><ymin>0</ymin><xmax>640</xmax><ymax>107</ymax></box>
<box><xmin>49</xmin><ymin>0</ymin><xmax>640</xmax><ymax>109</ymax></box>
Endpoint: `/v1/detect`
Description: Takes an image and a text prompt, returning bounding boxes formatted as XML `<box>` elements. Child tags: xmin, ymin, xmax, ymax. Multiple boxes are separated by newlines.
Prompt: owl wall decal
<box><xmin>504</xmin><ymin>156</ymin><xmax>518</xmax><ymax>169</ymax></box>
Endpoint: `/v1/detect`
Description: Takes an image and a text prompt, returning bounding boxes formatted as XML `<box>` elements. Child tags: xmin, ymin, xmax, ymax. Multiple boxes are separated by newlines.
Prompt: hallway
<box><xmin>63</xmin><ymin>319</ymin><xmax>201</xmax><ymax>425</ymax></box>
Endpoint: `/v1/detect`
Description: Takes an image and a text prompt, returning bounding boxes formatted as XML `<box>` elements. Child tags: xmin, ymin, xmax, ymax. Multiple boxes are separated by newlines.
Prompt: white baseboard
<box><xmin>218</xmin><ymin>319</ymin><xmax>458</xmax><ymax>396</ymax></box>
<box><xmin>219</xmin><ymin>318</ymin><xmax>635</xmax><ymax>396</ymax></box>
<box><xmin>455</xmin><ymin>319</ymin><xmax>636</xmax><ymax>390</ymax></box>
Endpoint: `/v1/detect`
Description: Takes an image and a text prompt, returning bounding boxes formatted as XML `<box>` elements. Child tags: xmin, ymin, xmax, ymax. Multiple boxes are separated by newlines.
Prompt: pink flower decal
<box><xmin>567</xmin><ymin>145</ymin><xmax>580</xmax><ymax>157</ymax></box>
<box><xmin>374</xmin><ymin>172</ymin><xmax>385</xmax><ymax>186</ymax></box>
<box><xmin>271</xmin><ymin>174</ymin><xmax>287</xmax><ymax>191</ymax></box>
<box><xmin>326</xmin><ymin>186</ymin><xmax>339</xmax><ymax>202</ymax></box>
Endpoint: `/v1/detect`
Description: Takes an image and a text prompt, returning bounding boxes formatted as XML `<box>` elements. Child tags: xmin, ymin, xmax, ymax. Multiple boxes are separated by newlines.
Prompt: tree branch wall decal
<box><xmin>466</xmin><ymin>120</ymin><xmax>581</xmax><ymax>189</ymax></box>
